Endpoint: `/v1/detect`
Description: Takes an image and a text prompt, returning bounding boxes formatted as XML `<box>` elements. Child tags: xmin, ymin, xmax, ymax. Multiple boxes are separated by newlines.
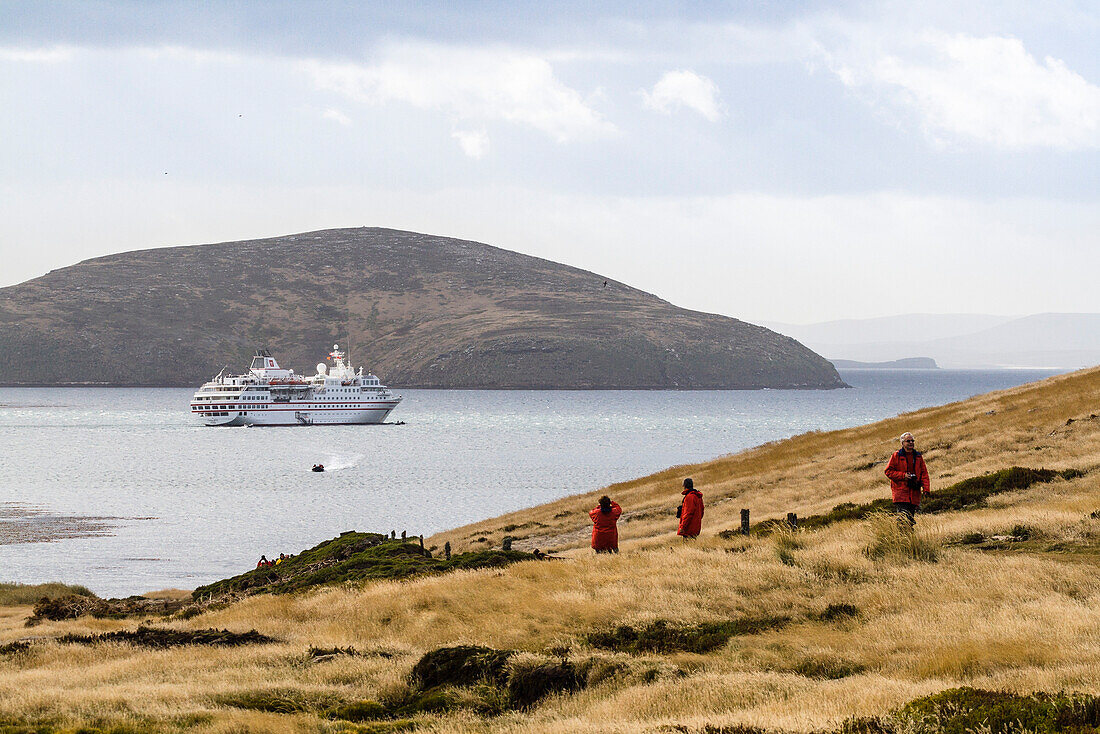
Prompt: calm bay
<box><xmin>0</xmin><ymin>368</ymin><xmax>1062</xmax><ymax>596</ymax></box>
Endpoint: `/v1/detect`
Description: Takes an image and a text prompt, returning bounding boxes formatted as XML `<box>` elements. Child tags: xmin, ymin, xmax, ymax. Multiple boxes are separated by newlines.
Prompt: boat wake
<box><xmin>323</xmin><ymin>454</ymin><xmax>363</xmax><ymax>472</ymax></box>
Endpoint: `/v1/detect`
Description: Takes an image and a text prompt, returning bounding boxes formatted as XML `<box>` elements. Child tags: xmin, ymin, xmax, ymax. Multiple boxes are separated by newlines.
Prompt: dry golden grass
<box><xmin>3</xmin><ymin>367</ymin><xmax>1100</xmax><ymax>732</ymax></box>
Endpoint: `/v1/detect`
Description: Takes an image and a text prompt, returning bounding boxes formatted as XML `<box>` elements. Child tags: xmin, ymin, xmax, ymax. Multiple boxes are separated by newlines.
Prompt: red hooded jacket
<box><xmin>885</xmin><ymin>449</ymin><xmax>930</xmax><ymax>504</ymax></box>
<box><xmin>678</xmin><ymin>489</ymin><xmax>704</xmax><ymax>537</ymax></box>
<box><xmin>590</xmin><ymin>502</ymin><xmax>622</xmax><ymax>550</ymax></box>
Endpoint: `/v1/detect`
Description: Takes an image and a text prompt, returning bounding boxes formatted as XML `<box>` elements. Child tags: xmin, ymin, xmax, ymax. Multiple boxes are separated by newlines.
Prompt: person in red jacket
<box><xmin>590</xmin><ymin>495</ymin><xmax>622</xmax><ymax>553</ymax></box>
<box><xmin>677</xmin><ymin>478</ymin><xmax>704</xmax><ymax>539</ymax></box>
<box><xmin>884</xmin><ymin>432</ymin><xmax>930</xmax><ymax>525</ymax></box>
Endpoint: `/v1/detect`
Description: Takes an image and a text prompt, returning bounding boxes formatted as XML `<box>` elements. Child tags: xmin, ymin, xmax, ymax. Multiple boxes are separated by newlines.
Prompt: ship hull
<box><xmin>196</xmin><ymin>403</ymin><xmax>400</xmax><ymax>427</ymax></box>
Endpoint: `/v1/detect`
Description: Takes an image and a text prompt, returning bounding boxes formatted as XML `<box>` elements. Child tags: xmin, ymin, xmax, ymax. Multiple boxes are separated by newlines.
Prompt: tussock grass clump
<box><xmin>58</xmin><ymin>624</ymin><xmax>276</xmax><ymax>648</ymax></box>
<box><xmin>0</xmin><ymin>582</ymin><xmax>95</xmax><ymax>607</ymax></box>
<box><xmin>213</xmin><ymin>687</ymin><xmax>344</xmax><ymax>714</ymax></box>
<box><xmin>791</xmin><ymin>655</ymin><xmax>866</xmax><ymax>680</ymax></box>
<box><xmin>585</xmin><ymin>617</ymin><xmax>790</xmax><ymax>655</ymax></box>
<box><xmin>326</xmin><ymin>700</ymin><xmax>387</xmax><ymax>722</ymax></box>
<box><xmin>897</xmin><ymin>687</ymin><xmax>1100</xmax><ymax>734</ymax></box>
<box><xmin>863</xmin><ymin>514</ymin><xmax>941</xmax><ymax>563</ymax></box>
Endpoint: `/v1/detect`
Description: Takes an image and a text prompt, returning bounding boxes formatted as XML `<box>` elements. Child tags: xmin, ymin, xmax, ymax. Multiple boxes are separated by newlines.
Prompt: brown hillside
<box><xmin>0</xmin><ymin>228</ymin><xmax>843</xmax><ymax>388</ymax></box>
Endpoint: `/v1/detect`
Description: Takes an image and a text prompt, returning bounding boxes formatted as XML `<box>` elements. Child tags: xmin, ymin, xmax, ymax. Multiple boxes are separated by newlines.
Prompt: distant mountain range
<box><xmin>762</xmin><ymin>313</ymin><xmax>1100</xmax><ymax>369</ymax></box>
<box><xmin>0</xmin><ymin>228</ymin><xmax>845</xmax><ymax>389</ymax></box>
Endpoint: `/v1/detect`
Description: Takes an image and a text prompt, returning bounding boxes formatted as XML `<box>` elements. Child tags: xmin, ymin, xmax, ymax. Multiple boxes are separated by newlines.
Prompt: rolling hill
<box><xmin>0</xmin><ymin>228</ymin><xmax>845</xmax><ymax>389</ymax></box>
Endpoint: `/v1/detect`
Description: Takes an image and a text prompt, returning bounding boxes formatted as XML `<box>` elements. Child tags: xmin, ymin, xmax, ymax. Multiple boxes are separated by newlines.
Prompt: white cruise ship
<box><xmin>190</xmin><ymin>345</ymin><xmax>401</xmax><ymax>426</ymax></box>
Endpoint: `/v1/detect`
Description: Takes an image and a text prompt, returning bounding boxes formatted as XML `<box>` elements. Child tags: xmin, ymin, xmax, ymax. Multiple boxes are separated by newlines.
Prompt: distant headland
<box><xmin>830</xmin><ymin>357</ymin><xmax>939</xmax><ymax>369</ymax></box>
<box><xmin>0</xmin><ymin>227</ymin><xmax>845</xmax><ymax>389</ymax></box>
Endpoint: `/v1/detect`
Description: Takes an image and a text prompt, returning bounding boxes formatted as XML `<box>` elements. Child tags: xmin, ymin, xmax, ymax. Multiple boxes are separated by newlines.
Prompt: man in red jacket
<box><xmin>884</xmin><ymin>432</ymin><xmax>930</xmax><ymax>525</ymax></box>
<box><xmin>677</xmin><ymin>478</ymin><xmax>704</xmax><ymax>539</ymax></box>
<box><xmin>590</xmin><ymin>495</ymin><xmax>622</xmax><ymax>553</ymax></box>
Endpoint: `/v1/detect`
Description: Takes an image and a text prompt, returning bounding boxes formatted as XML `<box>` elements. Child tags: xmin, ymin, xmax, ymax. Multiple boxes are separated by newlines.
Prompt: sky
<box><xmin>1</xmin><ymin>1</ymin><xmax>1097</xmax><ymax>323</ymax></box>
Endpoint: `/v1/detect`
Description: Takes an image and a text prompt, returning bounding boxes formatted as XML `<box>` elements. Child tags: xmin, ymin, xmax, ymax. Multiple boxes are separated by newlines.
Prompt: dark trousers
<box><xmin>893</xmin><ymin>502</ymin><xmax>917</xmax><ymax>526</ymax></box>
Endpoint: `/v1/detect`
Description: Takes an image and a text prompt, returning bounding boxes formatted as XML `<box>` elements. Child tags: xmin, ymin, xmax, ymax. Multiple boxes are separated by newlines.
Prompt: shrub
<box><xmin>0</xmin><ymin>641</ymin><xmax>31</xmax><ymax>656</ymax></box>
<box><xmin>409</xmin><ymin>645</ymin><xmax>513</xmax><ymax>689</ymax></box>
<box><xmin>506</xmin><ymin>659</ymin><xmax>583</xmax><ymax>710</ymax></box>
<box><xmin>898</xmin><ymin>687</ymin><xmax>1100</xmax><ymax>734</ymax></box>
<box><xmin>0</xmin><ymin>582</ymin><xmax>95</xmax><ymax>607</ymax></box>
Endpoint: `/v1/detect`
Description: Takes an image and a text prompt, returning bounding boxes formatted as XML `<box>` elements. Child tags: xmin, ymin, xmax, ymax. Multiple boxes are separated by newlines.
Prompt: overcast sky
<box><xmin>1</xmin><ymin>1</ymin><xmax>1097</xmax><ymax>322</ymax></box>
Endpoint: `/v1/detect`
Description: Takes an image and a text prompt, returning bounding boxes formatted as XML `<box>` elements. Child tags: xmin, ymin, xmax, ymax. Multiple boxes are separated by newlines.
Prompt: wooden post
<box><xmin>502</xmin><ymin>537</ymin><xmax>512</xmax><ymax>551</ymax></box>
<box><xmin>444</xmin><ymin>541</ymin><xmax>451</xmax><ymax>560</ymax></box>
<box><xmin>787</xmin><ymin>512</ymin><xmax>798</xmax><ymax>530</ymax></box>
<box><xmin>740</xmin><ymin>509</ymin><xmax>750</xmax><ymax>535</ymax></box>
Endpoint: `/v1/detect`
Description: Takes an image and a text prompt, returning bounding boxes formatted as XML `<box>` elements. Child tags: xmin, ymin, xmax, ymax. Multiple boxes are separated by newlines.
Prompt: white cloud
<box><xmin>826</xmin><ymin>31</ymin><xmax>1100</xmax><ymax>150</ymax></box>
<box><xmin>303</xmin><ymin>42</ymin><xmax>615</xmax><ymax>143</ymax></box>
<box><xmin>451</xmin><ymin>129</ymin><xmax>490</xmax><ymax>159</ymax></box>
<box><xmin>0</xmin><ymin>46</ymin><xmax>75</xmax><ymax>63</ymax></box>
<box><xmin>322</xmin><ymin>108</ymin><xmax>351</xmax><ymax>126</ymax></box>
<box><xmin>641</xmin><ymin>70</ymin><xmax>723</xmax><ymax>121</ymax></box>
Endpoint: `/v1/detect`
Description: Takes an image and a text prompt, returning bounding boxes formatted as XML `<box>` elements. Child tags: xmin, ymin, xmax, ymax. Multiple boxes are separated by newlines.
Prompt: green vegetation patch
<box><xmin>791</xmin><ymin>655</ymin><xmax>866</xmax><ymax>679</ymax></box>
<box><xmin>0</xmin><ymin>582</ymin><xmax>95</xmax><ymax>607</ymax></box>
<box><xmin>214</xmin><ymin>687</ymin><xmax>344</xmax><ymax>714</ymax></box>
<box><xmin>192</xmin><ymin>532</ymin><xmax>532</xmax><ymax>600</ymax></box>
<box><xmin>327</xmin><ymin>700</ymin><xmax>388</xmax><ymax>722</ymax></box>
<box><xmin>585</xmin><ymin>617</ymin><xmax>791</xmax><ymax>655</ymax></box>
<box><xmin>410</xmin><ymin>645</ymin><xmax>513</xmax><ymax>689</ymax></box>
<box><xmin>751</xmin><ymin>467</ymin><xmax>1085</xmax><ymax>534</ymax></box>
<box><xmin>59</xmin><ymin>624</ymin><xmax>276</xmax><ymax>648</ymax></box>
<box><xmin>896</xmin><ymin>687</ymin><xmax>1100</xmax><ymax>734</ymax></box>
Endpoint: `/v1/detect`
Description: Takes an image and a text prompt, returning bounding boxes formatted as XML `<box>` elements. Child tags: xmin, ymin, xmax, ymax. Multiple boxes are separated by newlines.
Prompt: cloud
<box><xmin>322</xmin><ymin>108</ymin><xmax>351</xmax><ymax>126</ymax></box>
<box><xmin>826</xmin><ymin>31</ymin><xmax>1100</xmax><ymax>150</ymax></box>
<box><xmin>304</xmin><ymin>42</ymin><xmax>615</xmax><ymax>143</ymax></box>
<box><xmin>0</xmin><ymin>46</ymin><xmax>74</xmax><ymax>63</ymax></box>
<box><xmin>451</xmin><ymin>129</ymin><xmax>489</xmax><ymax>159</ymax></box>
<box><xmin>641</xmin><ymin>70</ymin><xmax>723</xmax><ymax>121</ymax></box>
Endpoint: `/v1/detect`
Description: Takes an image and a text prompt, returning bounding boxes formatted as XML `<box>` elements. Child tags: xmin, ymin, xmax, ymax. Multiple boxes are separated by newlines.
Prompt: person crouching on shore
<box><xmin>590</xmin><ymin>495</ymin><xmax>622</xmax><ymax>553</ymax></box>
<box><xmin>885</xmin><ymin>432</ymin><xmax>930</xmax><ymax>526</ymax></box>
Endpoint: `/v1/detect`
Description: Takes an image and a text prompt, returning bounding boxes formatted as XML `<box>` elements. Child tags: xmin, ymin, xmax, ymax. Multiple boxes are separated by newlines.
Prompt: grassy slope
<box><xmin>2</xmin><ymin>367</ymin><xmax>1100</xmax><ymax>733</ymax></box>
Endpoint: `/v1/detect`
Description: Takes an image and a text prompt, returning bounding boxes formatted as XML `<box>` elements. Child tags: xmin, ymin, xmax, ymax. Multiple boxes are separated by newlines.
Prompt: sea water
<box><xmin>0</xmin><ymin>369</ymin><xmax>1062</xmax><ymax>596</ymax></box>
